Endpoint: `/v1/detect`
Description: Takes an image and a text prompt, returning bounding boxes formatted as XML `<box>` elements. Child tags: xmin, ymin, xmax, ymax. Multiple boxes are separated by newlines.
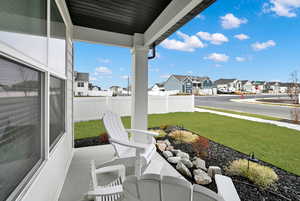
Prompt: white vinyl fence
<box><xmin>74</xmin><ymin>95</ymin><xmax>194</xmax><ymax>122</ymax></box>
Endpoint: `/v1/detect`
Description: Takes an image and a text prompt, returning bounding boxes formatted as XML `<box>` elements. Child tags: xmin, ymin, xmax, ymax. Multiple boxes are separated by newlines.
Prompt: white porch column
<box><xmin>131</xmin><ymin>33</ymin><xmax>149</xmax><ymax>143</ymax></box>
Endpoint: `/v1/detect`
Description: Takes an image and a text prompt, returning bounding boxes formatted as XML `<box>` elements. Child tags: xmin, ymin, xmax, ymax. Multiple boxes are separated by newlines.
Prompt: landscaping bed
<box><xmin>153</xmin><ymin>126</ymin><xmax>300</xmax><ymax>201</ymax></box>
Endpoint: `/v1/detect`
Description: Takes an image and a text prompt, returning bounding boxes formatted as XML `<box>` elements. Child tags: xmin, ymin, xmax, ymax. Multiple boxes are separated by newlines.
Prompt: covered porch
<box><xmin>58</xmin><ymin>145</ymin><xmax>183</xmax><ymax>201</ymax></box>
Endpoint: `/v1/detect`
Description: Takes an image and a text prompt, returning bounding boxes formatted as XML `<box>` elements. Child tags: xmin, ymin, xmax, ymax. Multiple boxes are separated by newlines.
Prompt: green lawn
<box><xmin>197</xmin><ymin>106</ymin><xmax>282</xmax><ymax>121</ymax></box>
<box><xmin>75</xmin><ymin>112</ymin><xmax>300</xmax><ymax>175</ymax></box>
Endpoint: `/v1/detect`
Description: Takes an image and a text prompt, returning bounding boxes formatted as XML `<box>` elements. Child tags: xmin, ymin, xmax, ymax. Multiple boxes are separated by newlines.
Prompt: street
<box><xmin>195</xmin><ymin>94</ymin><xmax>292</xmax><ymax>120</ymax></box>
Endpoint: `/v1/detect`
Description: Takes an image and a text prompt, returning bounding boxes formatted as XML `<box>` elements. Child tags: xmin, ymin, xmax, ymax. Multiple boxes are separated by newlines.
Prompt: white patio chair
<box><xmin>122</xmin><ymin>173</ymin><xmax>240</xmax><ymax>201</ymax></box>
<box><xmin>101</xmin><ymin>111</ymin><xmax>158</xmax><ymax>176</ymax></box>
<box><xmin>85</xmin><ymin>160</ymin><xmax>125</xmax><ymax>201</ymax></box>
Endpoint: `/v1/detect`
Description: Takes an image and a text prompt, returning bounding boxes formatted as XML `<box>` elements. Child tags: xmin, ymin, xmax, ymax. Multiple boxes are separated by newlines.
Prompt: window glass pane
<box><xmin>0</xmin><ymin>56</ymin><xmax>42</xmax><ymax>201</ymax></box>
<box><xmin>50</xmin><ymin>76</ymin><xmax>65</xmax><ymax>148</ymax></box>
<box><xmin>0</xmin><ymin>0</ymin><xmax>47</xmax><ymax>65</ymax></box>
<box><xmin>49</xmin><ymin>0</ymin><xmax>66</xmax><ymax>76</ymax></box>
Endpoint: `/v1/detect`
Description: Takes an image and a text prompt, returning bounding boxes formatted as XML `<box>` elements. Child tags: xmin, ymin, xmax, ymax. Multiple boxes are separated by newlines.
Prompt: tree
<box><xmin>287</xmin><ymin>71</ymin><xmax>300</xmax><ymax>104</ymax></box>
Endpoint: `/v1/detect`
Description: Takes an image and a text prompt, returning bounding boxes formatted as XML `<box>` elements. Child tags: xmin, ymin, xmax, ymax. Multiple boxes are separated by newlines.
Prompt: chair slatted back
<box><xmin>138</xmin><ymin>174</ymin><xmax>162</xmax><ymax>201</ymax></box>
<box><xmin>193</xmin><ymin>185</ymin><xmax>224</xmax><ymax>201</ymax></box>
<box><xmin>103</xmin><ymin>111</ymin><xmax>130</xmax><ymax>157</ymax></box>
<box><xmin>161</xmin><ymin>176</ymin><xmax>192</xmax><ymax>201</ymax></box>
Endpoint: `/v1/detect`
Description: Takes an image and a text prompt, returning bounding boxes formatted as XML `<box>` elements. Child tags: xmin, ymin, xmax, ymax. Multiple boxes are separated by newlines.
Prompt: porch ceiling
<box><xmin>66</xmin><ymin>0</ymin><xmax>215</xmax><ymax>46</ymax></box>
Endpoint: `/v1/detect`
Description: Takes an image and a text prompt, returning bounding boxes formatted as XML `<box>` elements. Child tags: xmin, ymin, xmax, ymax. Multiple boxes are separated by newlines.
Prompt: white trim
<box><xmin>54</xmin><ymin>0</ymin><xmax>73</xmax><ymax>30</ymax></box>
<box><xmin>144</xmin><ymin>0</ymin><xmax>204</xmax><ymax>46</ymax></box>
<box><xmin>44</xmin><ymin>72</ymin><xmax>50</xmax><ymax>160</ymax></box>
<box><xmin>73</xmin><ymin>25</ymin><xmax>133</xmax><ymax>48</ymax></box>
<box><xmin>53</xmin><ymin>147</ymin><xmax>74</xmax><ymax>201</ymax></box>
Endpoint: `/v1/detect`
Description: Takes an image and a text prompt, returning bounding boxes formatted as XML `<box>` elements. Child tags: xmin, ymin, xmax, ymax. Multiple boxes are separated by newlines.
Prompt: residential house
<box><xmin>266</xmin><ymin>82</ymin><xmax>280</xmax><ymax>94</ymax></box>
<box><xmin>151</xmin><ymin>82</ymin><xmax>165</xmax><ymax>92</ymax></box>
<box><xmin>252</xmin><ymin>81</ymin><xmax>267</xmax><ymax>93</ymax></box>
<box><xmin>214</xmin><ymin>79</ymin><xmax>241</xmax><ymax>93</ymax></box>
<box><xmin>164</xmin><ymin>75</ymin><xmax>213</xmax><ymax>94</ymax></box>
<box><xmin>109</xmin><ymin>86</ymin><xmax>124</xmax><ymax>96</ymax></box>
<box><xmin>241</xmin><ymin>80</ymin><xmax>253</xmax><ymax>92</ymax></box>
<box><xmin>89</xmin><ymin>83</ymin><xmax>101</xmax><ymax>91</ymax></box>
<box><xmin>278</xmin><ymin>82</ymin><xmax>290</xmax><ymax>93</ymax></box>
<box><xmin>74</xmin><ymin>72</ymin><xmax>89</xmax><ymax>96</ymax></box>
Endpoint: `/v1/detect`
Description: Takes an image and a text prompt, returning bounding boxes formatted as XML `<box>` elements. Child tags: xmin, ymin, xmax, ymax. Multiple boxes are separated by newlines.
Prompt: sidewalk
<box><xmin>194</xmin><ymin>107</ymin><xmax>300</xmax><ymax>132</ymax></box>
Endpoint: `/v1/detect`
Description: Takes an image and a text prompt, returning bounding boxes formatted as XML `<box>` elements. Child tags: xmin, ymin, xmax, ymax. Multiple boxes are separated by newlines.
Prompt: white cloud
<box><xmin>264</xmin><ymin>0</ymin><xmax>300</xmax><ymax>17</ymax></box>
<box><xmin>251</xmin><ymin>40</ymin><xmax>276</xmax><ymax>51</ymax></box>
<box><xmin>197</xmin><ymin>32</ymin><xmax>229</xmax><ymax>45</ymax></box>
<box><xmin>196</xmin><ymin>14</ymin><xmax>205</xmax><ymax>20</ymax></box>
<box><xmin>215</xmin><ymin>64</ymin><xmax>222</xmax><ymax>67</ymax></box>
<box><xmin>187</xmin><ymin>71</ymin><xmax>193</xmax><ymax>74</ymax></box>
<box><xmin>220</xmin><ymin>13</ymin><xmax>248</xmax><ymax>29</ymax></box>
<box><xmin>97</xmin><ymin>58</ymin><xmax>111</xmax><ymax>63</ymax></box>
<box><xmin>95</xmin><ymin>66</ymin><xmax>112</xmax><ymax>74</ymax></box>
<box><xmin>120</xmin><ymin>75</ymin><xmax>129</xmax><ymax>79</ymax></box>
<box><xmin>160</xmin><ymin>74</ymin><xmax>170</xmax><ymax>79</ymax></box>
<box><xmin>234</xmin><ymin>34</ymin><xmax>250</xmax><ymax>40</ymax></box>
<box><xmin>235</xmin><ymin>57</ymin><xmax>246</xmax><ymax>62</ymax></box>
<box><xmin>161</xmin><ymin>31</ymin><xmax>205</xmax><ymax>52</ymax></box>
<box><xmin>204</xmin><ymin>53</ymin><xmax>229</xmax><ymax>62</ymax></box>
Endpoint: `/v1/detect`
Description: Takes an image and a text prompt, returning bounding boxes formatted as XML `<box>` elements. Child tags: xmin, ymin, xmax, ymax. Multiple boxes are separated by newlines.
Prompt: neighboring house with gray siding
<box><xmin>164</xmin><ymin>75</ymin><xmax>213</xmax><ymax>94</ymax></box>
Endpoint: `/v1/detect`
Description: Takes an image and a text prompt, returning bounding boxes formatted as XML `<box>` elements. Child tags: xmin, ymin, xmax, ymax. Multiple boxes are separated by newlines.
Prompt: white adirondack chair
<box><xmin>122</xmin><ymin>173</ymin><xmax>240</xmax><ymax>201</ymax></box>
<box><xmin>85</xmin><ymin>160</ymin><xmax>125</xmax><ymax>201</ymax></box>
<box><xmin>101</xmin><ymin>111</ymin><xmax>158</xmax><ymax>176</ymax></box>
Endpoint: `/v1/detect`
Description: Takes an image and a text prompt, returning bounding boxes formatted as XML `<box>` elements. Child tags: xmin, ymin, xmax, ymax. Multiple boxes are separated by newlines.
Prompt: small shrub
<box><xmin>192</xmin><ymin>136</ymin><xmax>209</xmax><ymax>158</ymax></box>
<box><xmin>149</xmin><ymin>129</ymin><xmax>167</xmax><ymax>138</ymax></box>
<box><xmin>159</xmin><ymin>124</ymin><xmax>169</xmax><ymax>130</ymax></box>
<box><xmin>225</xmin><ymin>159</ymin><xmax>278</xmax><ymax>188</ymax></box>
<box><xmin>99</xmin><ymin>132</ymin><xmax>109</xmax><ymax>143</ymax></box>
<box><xmin>169</xmin><ymin>130</ymin><xmax>199</xmax><ymax>143</ymax></box>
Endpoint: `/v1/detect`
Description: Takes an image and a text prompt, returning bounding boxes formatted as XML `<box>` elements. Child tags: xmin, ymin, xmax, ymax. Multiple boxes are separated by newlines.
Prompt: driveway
<box><xmin>195</xmin><ymin>94</ymin><xmax>292</xmax><ymax>120</ymax></box>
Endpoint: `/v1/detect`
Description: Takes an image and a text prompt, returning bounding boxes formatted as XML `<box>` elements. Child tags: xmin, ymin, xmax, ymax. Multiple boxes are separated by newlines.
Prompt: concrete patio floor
<box><xmin>58</xmin><ymin>145</ymin><xmax>183</xmax><ymax>201</ymax></box>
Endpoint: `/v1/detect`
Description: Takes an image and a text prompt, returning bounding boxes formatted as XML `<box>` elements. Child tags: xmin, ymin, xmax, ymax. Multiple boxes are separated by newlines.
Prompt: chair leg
<box><xmin>135</xmin><ymin>150</ymin><xmax>142</xmax><ymax>177</ymax></box>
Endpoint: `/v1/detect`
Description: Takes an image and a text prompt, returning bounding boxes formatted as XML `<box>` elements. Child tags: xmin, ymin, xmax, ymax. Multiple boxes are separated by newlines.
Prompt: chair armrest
<box><xmin>126</xmin><ymin>129</ymin><xmax>159</xmax><ymax>137</ymax></box>
<box><xmin>95</xmin><ymin>164</ymin><xmax>126</xmax><ymax>181</ymax></box>
<box><xmin>86</xmin><ymin>186</ymin><xmax>123</xmax><ymax>196</ymax></box>
<box><xmin>110</xmin><ymin>138</ymin><xmax>147</xmax><ymax>152</ymax></box>
<box><xmin>215</xmin><ymin>174</ymin><xmax>241</xmax><ymax>201</ymax></box>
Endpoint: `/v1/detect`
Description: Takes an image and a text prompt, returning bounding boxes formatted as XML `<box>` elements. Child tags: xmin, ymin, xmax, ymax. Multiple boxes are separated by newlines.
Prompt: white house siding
<box><xmin>21</xmin><ymin>28</ymin><xmax>73</xmax><ymax>201</ymax></box>
<box><xmin>74</xmin><ymin>96</ymin><xmax>195</xmax><ymax>122</ymax></box>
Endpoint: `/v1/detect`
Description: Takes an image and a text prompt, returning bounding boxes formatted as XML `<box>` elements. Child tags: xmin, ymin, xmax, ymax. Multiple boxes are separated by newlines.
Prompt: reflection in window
<box><xmin>50</xmin><ymin>76</ymin><xmax>65</xmax><ymax>149</ymax></box>
<box><xmin>0</xmin><ymin>56</ymin><xmax>42</xmax><ymax>201</ymax></box>
<box><xmin>0</xmin><ymin>0</ymin><xmax>47</xmax><ymax>64</ymax></box>
<box><xmin>49</xmin><ymin>0</ymin><xmax>66</xmax><ymax>75</ymax></box>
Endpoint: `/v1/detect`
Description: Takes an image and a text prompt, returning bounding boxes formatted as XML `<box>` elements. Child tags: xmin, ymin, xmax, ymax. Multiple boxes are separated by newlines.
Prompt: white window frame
<box><xmin>0</xmin><ymin>0</ymin><xmax>69</xmax><ymax>200</ymax></box>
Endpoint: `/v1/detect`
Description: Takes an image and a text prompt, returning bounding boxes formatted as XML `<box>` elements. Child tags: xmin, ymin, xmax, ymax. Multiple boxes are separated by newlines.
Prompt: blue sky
<box><xmin>74</xmin><ymin>0</ymin><xmax>300</xmax><ymax>89</ymax></box>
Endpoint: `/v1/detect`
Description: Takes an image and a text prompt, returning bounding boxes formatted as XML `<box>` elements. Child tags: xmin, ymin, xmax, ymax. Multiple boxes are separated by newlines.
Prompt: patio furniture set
<box><xmin>84</xmin><ymin>111</ymin><xmax>240</xmax><ymax>201</ymax></box>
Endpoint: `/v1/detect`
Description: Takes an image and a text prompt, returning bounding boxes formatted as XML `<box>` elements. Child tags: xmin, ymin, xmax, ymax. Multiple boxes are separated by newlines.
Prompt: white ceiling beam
<box><xmin>144</xmin><ymin>0</ymin><xmax>204</xmax><ymax>46</ymax></box>
<box><xmin>73</xmin><ymin>25</ymin><xmax>133</xmax><ymax>48</ymax></box>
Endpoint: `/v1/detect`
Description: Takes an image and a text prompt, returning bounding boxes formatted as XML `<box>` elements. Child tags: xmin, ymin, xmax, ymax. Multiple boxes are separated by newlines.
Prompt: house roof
<box><xmin>189</xmin><ymin>76</ymin><xmax>210</xmax><ymax>82</ymax></box>
<box><xmin>75</xmin><ymin>72</ymin><xmax>89</xmax><ymax>82</ymax></box>
<box><xmin>241</xmin><ymin>80</ymin><xmax>249</xmax><ymax>85</ymax></box>
<box><xmin>155</xmin><ymin>82</ymin><xmax>165</xmax><ymax>87</ymax></box>
<box><xmin>109</xmin><ymin>85</ymin><xmax>122</xmax><ymax>89</ymax></box>
<box><xmin>278</xmin><ymin>82</ymin><xmax>291</xmax><ymax>87</ymax></box>
<box><xmin>66</xmin><ymin>0</ymin><xmax>216</xmax><ymax>46</ymax></box>
<box><xmin>266</xmin><ymin>82</ymin><xmax>279</xmax><ymax>86</ymax></box>
<box><xmin>252</xmin><ymin>81</ymin><xmax>266</xmax><ymax>85</ymax></box>
<box><xmin>214</xmin><ymin>79</ymin><xmax>237</xmax><ymax>85</ymax></box>
<box><xmin>172</xmin><ymin>75</ymin><xmax>209</xmax><ymax>82</ymax></box>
